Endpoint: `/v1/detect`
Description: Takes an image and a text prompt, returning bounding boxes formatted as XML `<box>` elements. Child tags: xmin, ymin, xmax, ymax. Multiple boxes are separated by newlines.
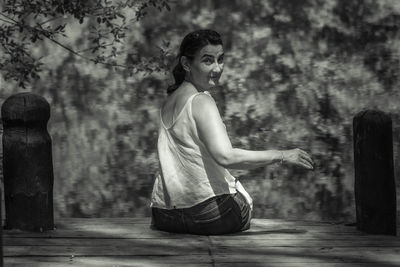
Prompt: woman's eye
<box><xmin>203</xmin><ymin>58</ymin><xmax>213</xmax><ymax>64</ymax></box>
<box><xmin>218</xmin><ymin>57</ymin><xmax>224</xmax><ymax>63</ymax></box>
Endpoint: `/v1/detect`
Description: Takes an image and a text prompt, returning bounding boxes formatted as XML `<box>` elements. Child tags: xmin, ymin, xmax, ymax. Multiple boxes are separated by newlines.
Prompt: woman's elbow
<box><xmin>213</xmin><ymin>150</ymin><xmax>235</xmax><ymax>168</ymax></box>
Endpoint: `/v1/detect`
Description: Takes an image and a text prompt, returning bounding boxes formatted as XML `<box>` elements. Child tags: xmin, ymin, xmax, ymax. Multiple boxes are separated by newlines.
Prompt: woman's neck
<box><xmin>175</xmin><ymin>80</ymin><xmax>199</xmax><ymax>95</ymax></box>
<box><xmin>183</xmin><ymin>77</ymin><xmax>210</xmax><ymax>92</ymax></box>
<box><xmin>182</xmin><ymin>79</ymin><xmax>200</xmax><ymax>92</ymax></box>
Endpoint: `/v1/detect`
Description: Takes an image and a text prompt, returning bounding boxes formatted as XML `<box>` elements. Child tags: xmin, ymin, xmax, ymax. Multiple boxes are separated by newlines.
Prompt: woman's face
<box><xmin>185</xmin><ymin>44</ymin><xmax>224</xmax><ymax>91</ymax></box>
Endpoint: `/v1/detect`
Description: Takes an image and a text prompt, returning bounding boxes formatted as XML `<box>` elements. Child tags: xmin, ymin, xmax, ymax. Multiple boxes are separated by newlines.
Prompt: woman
<box><xmin>150</xmin><ymin>29</ymin><xmax>314</xmax><ymax>235</ymax></box>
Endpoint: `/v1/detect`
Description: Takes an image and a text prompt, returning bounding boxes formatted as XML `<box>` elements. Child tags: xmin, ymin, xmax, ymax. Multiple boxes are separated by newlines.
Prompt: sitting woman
<box><xmin>150</xmin><ymin>29</ymin><xmax>314</xmax><ymax>235</ymax></box>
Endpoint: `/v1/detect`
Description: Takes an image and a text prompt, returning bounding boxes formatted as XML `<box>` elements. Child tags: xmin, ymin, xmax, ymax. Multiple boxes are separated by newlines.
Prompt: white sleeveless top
<box><xmin>150</xmin><ymin>91</ymin><xmax>253</xmax><ymax>210</ymax></box>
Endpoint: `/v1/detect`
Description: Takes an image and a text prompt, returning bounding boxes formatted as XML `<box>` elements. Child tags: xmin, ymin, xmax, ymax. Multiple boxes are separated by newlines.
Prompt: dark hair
<box><xmin>167</xmin><ymin>29</ymin><xmax>223</xmax><ymax>95</ymax></box>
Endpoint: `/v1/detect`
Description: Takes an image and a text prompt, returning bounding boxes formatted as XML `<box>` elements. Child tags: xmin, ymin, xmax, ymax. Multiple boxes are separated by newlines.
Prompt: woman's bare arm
<box><xmin>192</xmin><ymin>93</ymin><xmax>313</xmax><ymax>170</ymax></box>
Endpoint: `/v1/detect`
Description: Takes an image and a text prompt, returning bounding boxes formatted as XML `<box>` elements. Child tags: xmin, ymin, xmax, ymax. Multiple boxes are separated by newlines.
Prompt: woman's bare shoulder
<box><xmin>192</xmin><ymin>92</ymin><xmax>215</xmax><ymax>106</ymax></box>
<box><xmin>192</xmin><ymin>92</ymin><xmax>219</xmax><ymax>120</ymax></box>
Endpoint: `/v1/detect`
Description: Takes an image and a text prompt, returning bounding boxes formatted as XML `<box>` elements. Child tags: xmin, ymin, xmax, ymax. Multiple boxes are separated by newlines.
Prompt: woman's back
<box><xmin>160</xmin><ymin>84</ymin><xmax>197</xmax><ymax>129</ymax></box>
<box><xmin>152</xmin><ymin>85</ymin><xmax>241</xmax><ymax>209</ymax></box>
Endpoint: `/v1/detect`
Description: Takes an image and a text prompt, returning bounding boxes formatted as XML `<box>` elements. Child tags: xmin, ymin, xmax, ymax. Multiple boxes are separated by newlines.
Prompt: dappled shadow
<box><xmin>213</xmin><ymin>246</ymin><xmax>400</xmax><ymax>267</ymax></box>
<box><xmin>3</xmin><ymin>217</ymin><xmax>212</xmax><ymax>266</ymax></box>
<box><xmin>228</xmin><ymin>228</ymin><xmax>308</xmax><ymax>236</ymax></box>
<box><xmin>4</xmin><ymin>217</ymin><xmax>400</xmax><ymax>266</ymax></box>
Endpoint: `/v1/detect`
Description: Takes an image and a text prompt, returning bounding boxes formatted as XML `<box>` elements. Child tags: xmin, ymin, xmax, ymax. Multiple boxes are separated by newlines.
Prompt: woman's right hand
<box><xmin>282</xmin><ymin>149</ymin><xmax>314</xmax><ymax>170</ymax></box>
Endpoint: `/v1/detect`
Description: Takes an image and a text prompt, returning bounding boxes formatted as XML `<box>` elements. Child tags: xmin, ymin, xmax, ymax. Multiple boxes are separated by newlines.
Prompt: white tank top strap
<box><xmin>159</xmin><ymin>91</ymin><xmax>211</xmax><ymax>130</ymax></box>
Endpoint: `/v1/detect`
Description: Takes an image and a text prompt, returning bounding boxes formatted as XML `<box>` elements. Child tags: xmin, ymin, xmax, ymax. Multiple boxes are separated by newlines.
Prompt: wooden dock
<box><xmin>3</xmin><ymin>217</ymin><xmax>400</xmax><ymax>266</ymax></box>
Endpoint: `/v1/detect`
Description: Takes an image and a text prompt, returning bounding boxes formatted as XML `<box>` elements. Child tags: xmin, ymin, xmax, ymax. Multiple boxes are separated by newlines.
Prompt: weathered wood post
<box><xmin>1</xmin><ymin>92</ymin><xmax>54</xmax><ymax>231</ymax></box>
<box><xmin>1</xmin><ymin>190</ymin><xmax>3</xmax><ymax>267</ymax></box>
<box><xmin>353</xmin><ymin>109</ymin><xmax>397</xmax><ymax>235</ymax></box>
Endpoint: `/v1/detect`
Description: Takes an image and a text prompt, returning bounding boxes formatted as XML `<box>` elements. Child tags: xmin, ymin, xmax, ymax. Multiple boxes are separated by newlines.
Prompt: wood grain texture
<box><xmin>3</xmin><ymin>218</ymin><xmax>400</xmax><ymax>266</ymax></box>
<box><xmin>1</xmin><ymin>92</ymin><xmax>54</xmax><ymax>232</ymax></box>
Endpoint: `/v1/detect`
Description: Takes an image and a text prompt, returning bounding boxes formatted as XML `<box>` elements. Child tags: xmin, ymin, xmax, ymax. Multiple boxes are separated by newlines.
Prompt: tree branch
<box><xmin>38</xmin><ymin>16</ymin><xmax>64</xmax><ymax>26</ymax></box>
<box><xmin>76</xmin><ymin>42</ymin><xmax>115</xmax><ymax>53</ymax></box>
<box><xmin>0</xmin><ymin>12</ymin><xmax>131</xmax><ymax>70</ymax></box>
<box><xmin>0</xmin><ymin>12</ymin><xmax>19</xmax><ymax>24</ymax></box>
<box><xmin>45</xmin><ymin>34</ymin><xmax>130</xmax><ymax>69</ymax></box>
<box><xmin>0</xmin><ymin>17</ymin><xmax>15</xmax><ymax>25</ymax></box>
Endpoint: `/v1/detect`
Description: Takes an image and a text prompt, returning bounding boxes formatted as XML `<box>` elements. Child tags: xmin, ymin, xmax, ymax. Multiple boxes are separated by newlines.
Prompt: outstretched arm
<box><xmin>192</xmin><ymin>93</ymin><xmax>313</xmax><ymax>170</ymax></box>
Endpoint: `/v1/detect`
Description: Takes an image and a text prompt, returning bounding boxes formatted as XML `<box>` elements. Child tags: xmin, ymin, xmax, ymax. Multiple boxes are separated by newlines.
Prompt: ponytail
<box><xmin>166</xmin><ymin>57</ymin><xmax>186</xmax><ymax>95</ymax></box>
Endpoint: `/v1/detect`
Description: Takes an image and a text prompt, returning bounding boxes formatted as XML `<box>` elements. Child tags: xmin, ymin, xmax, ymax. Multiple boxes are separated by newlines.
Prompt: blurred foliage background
<box><xmin>1</xmin><ymin>0</ymin><xmax>399</xmax><ymax>221</ymax></box>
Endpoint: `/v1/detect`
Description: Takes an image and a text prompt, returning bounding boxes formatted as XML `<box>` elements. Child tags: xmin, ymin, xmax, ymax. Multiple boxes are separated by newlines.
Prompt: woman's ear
<box><xmin>180</xmin><ymin>56</ymin><xmax>191</xmax><ymax>73</ymax></box>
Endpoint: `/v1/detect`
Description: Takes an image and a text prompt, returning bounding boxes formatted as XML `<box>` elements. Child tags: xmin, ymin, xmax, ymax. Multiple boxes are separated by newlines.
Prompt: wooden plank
<box><xmin>5</xmin><ymin>256</ymin><xmax>212</xmax><ymax>266</ymax></box>
<box><xmin>5</xmin><ymin>256</ymin><xmax>400</xmax><ymax>267</ymax></box>
<box><xmin>5</xmin><ymin>246</ymin><xmax>400</xmax><ymax>262</ymax></box>
<box><xmin>0</xmin><ymin>218</ymin><xmax>369</xmax><ymax>239</ymax></box>
<box><xmin>215</xmin><ymin>264</ymin><xmax>400</xmax><ymax>267</ymax></box>
<box><xmin>3</xmin><ymin>229</ymin><xmax>211</xmax><ymax>239</ymax></box>
<box><xmin>6</xmin><ymin>227</ymin><xmax>365</xmax><ymax>238</ymax></box>
<box><xmin>4</xmin><ymin>245</ymin><xmax>209</xmax><ymax>256</ymax></box>
<box><xmin>209</xmin><ymin>233</ymin><xmax>398</xmax><ymax>241</ymax></box>
<box><xmin>250</xmin><ymin>221</ymin><xmax>381</xmax><ymax>233</ymax></box>
<box><xmin>53</xmin><ymin>217</ymin><xmax>349</xmax><ymax>226</ymax></box>
<box><xmin>54</xmin><ymin>217</ymin><xmax>152</xmax><ymax>225</ymax></box>
<box><xmin>3</xmin><ymin>237</ymin><xmax>209</xmax><ymax>255</ymax></box>
<box><xmin>4</xmin><ymin>237</ymin><xmax>400</xmax><ymax>248</ymax></box>
<box><xmin>4</xmin><ymin>237</ymin><xmax>207</xmax><ymax>247</ymax></box>
<box><xmin>4</xmin><ymin>228</ymin><xmax>398</xmax><ymax>240</ymax></box>
<box><xmin>211</xmin><ymin>247</ymin><xmax>400</xmax><ymax>264</ymax></box>
<box><xmin>54</xmin><ymin>218</ymin><xmax>355</xmax><ymax>228</ymax></box>
<box><xmin>53</xmin><ymin>218</ymin><xmax>393</xmax><ymax>234</ymax></box>
<box><xmin>5</xmin><ymin>258</ymin><xmax>398</xmax><ymax>267</ymax></box>
<box><xmin>210</xmin><ymin>238</ymin><xmax>400</xmax><ymax>247</ymax></box>
<box><xmin>52</xmin><ymin>218</ymin><xmax>356</xmax><ymax>230</ymax></box>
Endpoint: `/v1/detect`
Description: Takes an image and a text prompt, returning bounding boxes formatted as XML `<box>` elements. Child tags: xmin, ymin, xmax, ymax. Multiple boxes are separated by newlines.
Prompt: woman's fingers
<box><xmin>295</xmin><ymin>149</ymin><xmax>314</xmax><ymax>170</ymax></box>
<box><xmin>301</xmin><ymin>153</ymin><xmax>314</xmax><ymax>166</ymax></box>
<box><xmin>299</xmin><ymin>150</ymin><xmax>312</xmax><ymax>161</ymax></box>
<box><xmin>283</xmin><ymin>148</ymin><xmax>314</xmax><ymax>170</ymax></box>
<box><xmin>299</xmin><ymin>157</ymin><xmax>313</xmax><ymax>170</ymax></box>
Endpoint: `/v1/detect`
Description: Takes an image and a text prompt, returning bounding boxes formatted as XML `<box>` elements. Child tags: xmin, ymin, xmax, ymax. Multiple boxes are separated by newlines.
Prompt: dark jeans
<box><xmin>151</xmin><ymin>192</ymin><xmax>251</xmax><ymax>235</ymax></box>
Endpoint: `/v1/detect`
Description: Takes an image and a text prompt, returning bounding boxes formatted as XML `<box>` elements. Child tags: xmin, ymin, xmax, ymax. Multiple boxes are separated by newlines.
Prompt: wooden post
<box><xmin>353</xmin><ymin>110</ymin><xmax>397</xmax><ymax>235</ymax></box>
<box><xmin>1</xmin><ymin>92</ymin><xmax>54</xmax><ymax>231</ymax></box>
<box><xmin>0</xmin><ymin>190</ymin><xmax>2</xmax><ymax>267</ymax></box>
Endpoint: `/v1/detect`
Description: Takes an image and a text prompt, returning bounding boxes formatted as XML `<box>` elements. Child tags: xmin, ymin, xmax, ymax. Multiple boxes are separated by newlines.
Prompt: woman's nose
<box><xmin>212</xmin><ymin>62</ymin><xmax>223</xmax><ymax>73</ymax></box>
